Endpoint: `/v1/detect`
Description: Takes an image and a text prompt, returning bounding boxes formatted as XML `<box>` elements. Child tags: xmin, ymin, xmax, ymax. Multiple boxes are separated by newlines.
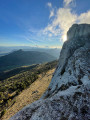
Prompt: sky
<box><xmin>0</xmin><ymin>0</ymin><xmax>90</xmax><ymax>48</ymax></box>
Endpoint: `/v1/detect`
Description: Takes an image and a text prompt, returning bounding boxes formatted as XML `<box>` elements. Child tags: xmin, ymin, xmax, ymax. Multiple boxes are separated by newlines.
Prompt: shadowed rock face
<box><xmin>67</xmin><ymin>24</ymin><xmax>90</xmax><ymax>40</ymax></box>
<box><xmin>10</xmin><ymin>24</ymin><xmax>90</xmax><ymax>120</ymax></box>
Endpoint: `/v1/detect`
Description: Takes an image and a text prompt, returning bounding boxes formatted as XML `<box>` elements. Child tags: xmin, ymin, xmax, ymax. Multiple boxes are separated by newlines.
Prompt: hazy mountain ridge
<box><xmin>0</xmin><ymin>47</ymin><xmax>60</xmax><ymax>58</ymax></box>
<box><xmin>10</xmin><ymin>24</ymin><xmax>90</xmax><ymax>120</ymax></box>
<box><xmin>0</xmin><ymin>49</ymin><xmax>56</xmax><ymax>72</ymax></box>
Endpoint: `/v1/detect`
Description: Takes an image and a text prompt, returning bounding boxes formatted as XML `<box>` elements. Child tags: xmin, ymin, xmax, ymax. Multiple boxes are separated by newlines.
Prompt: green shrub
<box><xmin>0</xmin><ymin>109</ymin><xmax>6</xmax><ymax>118</ymax></box>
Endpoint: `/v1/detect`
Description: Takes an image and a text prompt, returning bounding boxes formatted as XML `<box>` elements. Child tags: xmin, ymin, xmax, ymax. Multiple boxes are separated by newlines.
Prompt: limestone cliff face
<box><xmin>10</xmin><ymin>24</ymin><xmax>90</xmax><ymax>120</ymax></box>
<box><xmin>67</xmin><ymin>24</ymin><xmax>90</xmax><ymax>40</ymax></box>
<box><xmin>42</xmin><ymin>24</ymin><xmax>90</xmax><ymax>98</ymax></box>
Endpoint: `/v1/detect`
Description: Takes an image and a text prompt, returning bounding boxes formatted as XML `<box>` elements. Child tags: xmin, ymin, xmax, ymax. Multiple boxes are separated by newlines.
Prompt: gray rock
<box><xmin>67</xmin><ymin>24</ymin><xmax>90</xmax><ymax>40</ymax></box>
<box><xmin>10</xmin><ymin>24</ymin><xmax>90</xmax><ymax>120</ymax></box>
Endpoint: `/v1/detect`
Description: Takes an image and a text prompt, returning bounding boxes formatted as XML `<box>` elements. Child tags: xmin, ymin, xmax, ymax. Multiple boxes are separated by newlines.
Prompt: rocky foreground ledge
<box><xmin>10</xmin><ymin>24</ymin><xmax>90</xmax><ymax>120</ymax></box>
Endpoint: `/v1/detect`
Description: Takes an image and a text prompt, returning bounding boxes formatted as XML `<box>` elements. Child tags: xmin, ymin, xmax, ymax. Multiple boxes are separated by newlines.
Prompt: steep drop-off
<box><xmin>10</xmin><ymin>24</ymin><xmax>90</xmax><ymax>120</ymax></box>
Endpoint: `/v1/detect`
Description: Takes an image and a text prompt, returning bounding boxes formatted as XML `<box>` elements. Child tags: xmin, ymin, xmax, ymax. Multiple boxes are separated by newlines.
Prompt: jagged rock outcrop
<box><xmin>10</xmin><ymin>24</ymin><xmax>90</xmax><ymax>120</ymax></box>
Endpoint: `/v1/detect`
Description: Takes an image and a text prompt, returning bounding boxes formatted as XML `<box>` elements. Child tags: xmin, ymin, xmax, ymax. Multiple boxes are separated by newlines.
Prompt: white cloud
<box><xmin>44</xmin><ymin>0</ymin><xmax>90</xmax><ymax>42</ymax></box>
<box><xmin>64</xmin><ymin>0</ymin><xmax>74</xmax><ymax>7</ymax></box>
<box><xmin>47</xmin><ymin>2</ymin><xmax>54</xmax><ymax>18</ymax></box>
<box><xmin>47</xmin><ymin>2</ymin><xmax>52</xmax><ymax>8</ymax></box>
<box><xmin>78</xmin><ymin>11</ymin><xmax>90</xmax><ymax>24</ymax></box>
<box><xmin>49</xmin><ymin>9</ymin><xmax>54</xmax><ymax>18</ymax></box>
<box><xmin>43</xmin><ymin>7</ymin><xmax>77</xmax><ymax>41</ymax></box>
<box><xmin>52</xmin><ymin>8</ymin><xmax>77</xmax><ymax>40</ymax></box>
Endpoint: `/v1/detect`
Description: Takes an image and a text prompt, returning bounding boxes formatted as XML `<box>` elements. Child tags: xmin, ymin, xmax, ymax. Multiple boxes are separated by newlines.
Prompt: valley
<box><xmin>0</xmin><ymin>60</ymin><xmax>58</xmax><ymax>119</ymax></box>
<box><xmin>1</xmin><ymin>68</ymin><xmax>55</xmax><ymax>120</ymax></box>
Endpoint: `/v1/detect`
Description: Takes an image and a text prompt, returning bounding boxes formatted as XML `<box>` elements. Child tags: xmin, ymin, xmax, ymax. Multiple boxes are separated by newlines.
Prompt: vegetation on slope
<box><xmin>2</xmin><ymin>69</ymin><xmax>55</xmax><ymax>120</ymax></box>
<box><xmin>0</xmin><ymin>60</ymin><xmax>58</xmax><ymax>118</ymax></box>
<box><xmin>0</xmin><ymin>64</ymin><xmax>38</xmax><ymax>81</ymax></box>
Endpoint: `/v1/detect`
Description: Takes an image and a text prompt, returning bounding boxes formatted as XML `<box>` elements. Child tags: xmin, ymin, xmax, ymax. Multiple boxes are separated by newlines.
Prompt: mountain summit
<box><xmin>10</xmin><ymin>24</ymin><xmax>90</xmax><ymax>120</ymax></box>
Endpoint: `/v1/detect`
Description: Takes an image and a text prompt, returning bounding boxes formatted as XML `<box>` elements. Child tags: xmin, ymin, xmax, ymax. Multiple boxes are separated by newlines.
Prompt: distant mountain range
<box><xmin>0</xmin><ymin>49</ymin><xmax>56</xmax><ymax>72</ymax></box>
<box><xmin>0</xmin><ymin>46</ymin><xmax>60</xmax><ymax>58</ymax></box>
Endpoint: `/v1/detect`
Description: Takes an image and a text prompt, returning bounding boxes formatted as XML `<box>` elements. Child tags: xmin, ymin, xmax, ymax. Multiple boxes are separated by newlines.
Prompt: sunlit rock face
<box><xmin>10</xmin><ymin>24</ymin><xmax>90</xmax><ymax>120</ymax></box>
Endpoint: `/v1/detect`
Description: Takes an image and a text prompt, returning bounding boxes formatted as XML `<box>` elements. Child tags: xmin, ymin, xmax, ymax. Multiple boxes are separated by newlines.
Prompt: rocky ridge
<box><xmin>10</xmin><ymin>24</ymin><xmax>90</xmax><ymax>120</ymax></box>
